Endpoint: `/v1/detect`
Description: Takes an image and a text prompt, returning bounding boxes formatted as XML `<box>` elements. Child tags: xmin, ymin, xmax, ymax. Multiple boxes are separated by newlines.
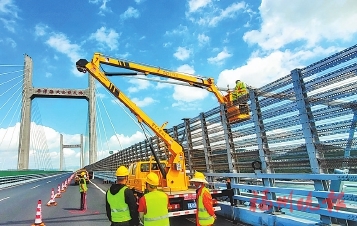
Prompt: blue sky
<box><xmin>0</xmin><ymin>0</ymin><xmax>357</xmax><ymax>170</ymax></box>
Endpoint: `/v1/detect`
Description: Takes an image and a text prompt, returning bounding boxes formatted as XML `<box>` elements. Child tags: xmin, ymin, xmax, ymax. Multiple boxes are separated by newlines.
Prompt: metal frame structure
<box><xmin>17</xmin><ymin>55</ymin><xmax>97</xmax><ymax>170</ymax></box>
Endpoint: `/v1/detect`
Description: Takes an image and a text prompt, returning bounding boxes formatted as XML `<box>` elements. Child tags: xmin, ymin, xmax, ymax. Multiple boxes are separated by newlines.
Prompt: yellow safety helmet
<box><xmin>189</xmin><ymin>171</ymin><xmax>208</xmax><ymax>184</ymax></box>
<box><xmin>116</xmin><ymin>166</ymin><xmax>129</xmax><ymax>177</ymax></box>
<box><xmin>80</xmin><ymin>172</ymin><xmax>86</xmax><ymax>176</ymax></box>
<box><xmin>145</xmin><ymin>172</ymin><xmax>159</xmax><ymax>186</ymax></box>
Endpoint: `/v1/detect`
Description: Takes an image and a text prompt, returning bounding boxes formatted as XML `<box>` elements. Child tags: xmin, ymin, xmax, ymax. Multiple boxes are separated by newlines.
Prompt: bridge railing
<box><xmin>206</xmin><ymin>172</ymin><xmax>357</xmax><ymax>224</ymax></box>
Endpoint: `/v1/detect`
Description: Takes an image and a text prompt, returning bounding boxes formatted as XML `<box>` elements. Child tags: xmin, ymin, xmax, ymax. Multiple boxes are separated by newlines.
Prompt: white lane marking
<box><xmin>89</xmin><ymin>181</ymin><xmax>106</xmax><ymax>194</ymax></box>
<box><xmin>47</xmin><ymin>181</ymin><xmax>51</xmax><ymax>183</ymax></box>
<box><xmin>31</xmin><ymin>185</ymin><xmax>40</xmax><ymax>189</ymax></box>
<box><xmin>0</xmin><ymin>197</ymin><xmax>10</xmax><ymax>202</ymax></box>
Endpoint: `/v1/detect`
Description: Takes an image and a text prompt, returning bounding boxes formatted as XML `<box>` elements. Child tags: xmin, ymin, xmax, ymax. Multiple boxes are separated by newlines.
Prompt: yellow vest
<box><xmin>106</xmin><ymin>186</ymin><xmax>131</xmax><ymax>223</ymax></box>
<box><xmin>232</xmin><ymin>81</ymin><xmax>248</xmax><ymax>100</ymax></box>
<box><xmin>78</xmin><ymin>178</ymin><xmax>87</xmax><ymax>192</ymax></box>
<box><xmin>198</xmin><ymin>187</ymin><xmax>215</xmax><ymax>225</ymax></box>
<box><xmin>144</xmin><ymin>190</ymin><xmax>169</xmax><ymax>226</ymax></box>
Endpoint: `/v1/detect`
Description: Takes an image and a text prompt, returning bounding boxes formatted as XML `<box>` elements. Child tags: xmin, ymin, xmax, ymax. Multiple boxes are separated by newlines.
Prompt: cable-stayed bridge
<box><xmin>0</xmin><ymin>45</ymin><xmax>357</xmax><ymax>225</ymax></box>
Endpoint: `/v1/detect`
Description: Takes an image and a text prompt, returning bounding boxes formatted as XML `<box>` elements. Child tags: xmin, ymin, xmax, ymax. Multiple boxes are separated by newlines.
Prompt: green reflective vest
<box><xmin>144</xmin><ymin>190</ymin><xmax>169</xmax><ymax>226</ymax></box>
<box><xmin>197</xmin><ymin>187</ymin><xmax>215</xmax><ymax>226</ymax></box>
<box><xmin>78</xmin><ymin>178</ymin><xmax>87</xmax><ymax>192</ymax></box>
<box><xmin>232</xmin><ymin>81</ymin><xmax>248</xmax><ymax>100</ymax></box>
<box><xmin>106</xmin><ymin>186</ymin><xmax>131</xmax><ymax>223</ymax></box>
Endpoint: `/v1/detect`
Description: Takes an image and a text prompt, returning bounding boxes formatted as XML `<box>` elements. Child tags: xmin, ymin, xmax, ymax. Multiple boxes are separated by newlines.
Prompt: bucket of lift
<box><xmin>224</xmin><ymin>93</ymin><xmax>250</xmax><ymax>124</ymax></box>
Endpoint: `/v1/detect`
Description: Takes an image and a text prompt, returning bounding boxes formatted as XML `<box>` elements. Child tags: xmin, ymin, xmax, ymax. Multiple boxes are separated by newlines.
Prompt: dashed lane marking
<box><xmin>31</xmin><ymin>185</ymin><xmax>40</xmax><ymax>189</ymax></box>
<box><xmin>0</xmin><ymin>197</ymin><xmax>10</xmax><ymax>202</ymax></box>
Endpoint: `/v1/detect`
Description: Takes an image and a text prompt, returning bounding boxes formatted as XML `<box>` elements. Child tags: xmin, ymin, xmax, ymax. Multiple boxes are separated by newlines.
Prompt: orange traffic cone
<box><xmin>31</xmin><ymin>200</ymin><xmax>45</xmax><ymax>226</ymax></box>
<box><xmin>46</xmin><ymin>188</ymin><xmax>57</xmax><ymax>206</ymax></box>
<box><xmin>61</xmin><ymin>182</ymin><xmax>65</xmax><ymax>192</ymax></box>
<box><xmin>56</xmin><ymin>184</ymin><xmax>61</xmax><ymax>198</ymax></box>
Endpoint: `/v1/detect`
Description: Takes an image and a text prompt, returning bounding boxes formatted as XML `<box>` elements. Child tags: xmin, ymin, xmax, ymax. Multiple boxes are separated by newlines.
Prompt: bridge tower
<box><xmin>17</xmin><ymin>55</ymin><xmax>97</xmax><ymax>170</ymax></box>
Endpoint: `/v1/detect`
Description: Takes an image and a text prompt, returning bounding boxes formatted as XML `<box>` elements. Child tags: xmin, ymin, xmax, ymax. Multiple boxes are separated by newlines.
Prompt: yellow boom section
<box><xmin>92</xmin><ymin>53</ymin><xmax>227</xmax><ymax>104</ymax></box>
<box><xmin>76</xmin><ymin>56</ymin><xmax>188</xmax><ymax>191</ymax></box>
<box><xmin>90</xmin><ymin>53</ymin><xmax>250</xmax><ymax>124</ymax></box>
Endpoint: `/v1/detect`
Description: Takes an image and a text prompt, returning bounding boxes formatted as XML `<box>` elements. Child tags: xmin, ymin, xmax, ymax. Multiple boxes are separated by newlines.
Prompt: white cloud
<box><xmin>172</xmin><ymin>101</ymin><xmax>203</xmax><ymax>111</ymax></box>
<box><xmin>46</xmin><ymin>34</ymin><xmax>80</xmax><ymax>62</ymax></box>
<box><xmin>0</xmin><ymin>122</ymin><xmax>87</xmax><ymax>170</ymax></box>
<box><xmin>177</xmin><ymin>64</ymin><xmax>195</xmax><ymax>75</ymax></box>
<box><xmin>0</xmin><ymin>0</ymin><xmax>18</xmax><ymax>17</ymax></box>
<box><xmin>106</xmin><ymin>131</ymin><xmax>145</xmax><ymax>152</ymax></box>
<box><xmin>135</xmin><ymin>0</ymin><xmax>145</xmax><ymax>4</ymax></box>
<box><xmin>208</xmin><ymin>48</ymin><xmax>232</xmax><ymax>65</ymax></box>
<box><xmin>0</xmin><ymin>18</ymin><xmax>14</xmax><ymax>32</ymax></box>
<box><xmin>155</xmin><ymin>80</ymin><xmax>172</xmax><ymax>89</ymax></box>
<box><xmin>243</xmin><ymin>0</ymin><xmax>357</xmax><ymax>50</ymax></box>
<box><xmin>89</xmin><ymin>0</ymin><xmax>111</xmax><ymax>15</ymax></box>
<box><xmin>208</xmin><ymin>2</ymin><xmax>246</xmax><ymax>26</ymax></box>
<box><xmin>189</xmin><ymin>2</ymin><xmax>246</xmax><ymax>27</ymax></box>
<box><xmin>96</xmin><ymin>92</ymin><xmax>106</xmax><ymax>99</ymax></box>
<box><xmin>1</xmin><ymin>37</ymin><xmax>16</xmax><ymax>47</ymax></box>
<box><xmin>127</xmin><ymin>75</ymin><xmax>151</xmax><ymax>93</ymax></box>
<box><xmin>217</xmin><ymin>46</ymin><xmax>341</xmax><ymax>89</ymax></box>
<box><xmin>174</xmin><ymin>47</ymin><xmax>191</xmax><ymax>61</ymax></box>
<box><xmin>172</xmin><ymin>64</ymin><xmax>208</xmax><ymax>103</ymax></box>
<box><xmin>198</xmin><ymin>33</ymin><xmax>209</xmax><ymax>46</ymax></box>
<box><xmin>132</xmin><ymin>97</ymin><xmax>157</xmax><ymax>107</ymax></box>
<box><xmin>90</xmin><ymin>26</ymin><xmax>120</xmax><ymax>51</ymax></box>
<box><xmin>163</xmin><ymin>42</ymin><xmax>172</xmax><ymax>48</ymax></box>
<box><xmin>120</xmin><ymin>6</ymin><xmax>140</xmax><ymax>20</ymax></box>
<box><xmin>173</xmin><ymin>86</ymin><xmax>208</xmax><ymax>102</ymax></box>
<box><xmin>35</xmin><ymin>24</ymin><xmax>48</xmax><ymax>37</ymax></box>
<box><xmin>165</xmin><ymin>25</ymin><xmax>189</xmax><ymax>36</ymax></box>
<box><xmin>187</xmin><ymin>0</ymin><xmax>211</xmax><ymax>13</ymax></box>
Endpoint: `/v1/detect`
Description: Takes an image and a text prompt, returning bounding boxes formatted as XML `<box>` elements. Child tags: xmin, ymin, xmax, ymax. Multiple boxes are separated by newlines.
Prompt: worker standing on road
<box><xmin>138</xmin><ymin>172</ymin><xmax>169</xmax><ymax>225</ymax></box>
<box><xmin>79</xmin><ymin>172</ymin><xmax>88</xmax><ymax>210</ymax></box>
<box><xmin>190</xmin><ymin>171</ymin><xmax>216</xmax><ymax>226</ymax></box>
<box><xmin>106</xmin><ymin>166</ymin><xmax>139</xmax><ymax>226</ymax></box>
<box><xmin>232</xmin><ymin>80</ymin><xmax>248</xmax><ymax>101</ymax></box>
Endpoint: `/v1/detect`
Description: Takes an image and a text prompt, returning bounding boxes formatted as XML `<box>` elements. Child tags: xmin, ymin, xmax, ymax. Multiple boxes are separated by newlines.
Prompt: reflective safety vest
<box><xmin>79</xmin><ymin>178</ymin><xmax>87</xmax><ymax>192</ymax></box>
<box><xmin>232</xmin><ymin>81</ymin><xmax>248</xmax><ymax>100</ymax></box>
<box><xmin>144</xmin><ymin>190</ymin><xmax>169</xmax><ymax>226</ymax></box>
<box><xmin>106</xmin><ymin>186</ymin><xmax>131</xmax><ymax>223</ymax></box>
<box><xmin>197</xmin><ymin>187</ymin><xmax>215</xmax><ymax>226</ymax></box>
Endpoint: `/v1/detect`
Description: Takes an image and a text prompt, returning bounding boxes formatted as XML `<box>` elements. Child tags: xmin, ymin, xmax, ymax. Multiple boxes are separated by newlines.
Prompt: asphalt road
<box><xmin>0</xmin><ymin>174</ymin><xmax>248</xmax><ymax>226</ymax></box>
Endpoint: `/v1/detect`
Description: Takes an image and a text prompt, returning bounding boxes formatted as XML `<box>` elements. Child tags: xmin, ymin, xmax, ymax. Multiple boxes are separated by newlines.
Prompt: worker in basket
<box><xmin>190</xmin><ymin>171</ymin><xmax>216</xmax><ymax>226</ymax></box>
<box><xmin>138</xmin><ymin>172</ymin><xmax>169</xmax><ymax>225</ymax></box>
<box><xmin>232</xmin><ymin>79</ymin><xmax>248</xmax><ymax>101</ymax></box>
<box><xmin>106</xmin><ymin>166</ymin><xmax>139</xmax><ymax>226</ymax></box>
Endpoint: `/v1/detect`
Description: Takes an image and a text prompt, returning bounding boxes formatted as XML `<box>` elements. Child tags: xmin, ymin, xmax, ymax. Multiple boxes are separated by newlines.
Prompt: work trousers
<box><xmin>80</xmin><ymin>192</ymin><xmax>86</xmax><ymax>210</ymax></box>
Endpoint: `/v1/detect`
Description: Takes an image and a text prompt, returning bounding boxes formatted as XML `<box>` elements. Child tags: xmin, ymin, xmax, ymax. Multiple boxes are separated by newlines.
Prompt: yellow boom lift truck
<box><xmin>76</xmin><ymin>53</ymin><xmax>250</xmax><ymax>216</ymax></box>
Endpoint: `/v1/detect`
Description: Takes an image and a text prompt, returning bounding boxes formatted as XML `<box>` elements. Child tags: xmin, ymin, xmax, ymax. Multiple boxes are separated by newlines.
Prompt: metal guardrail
<box><xmin>207</xmin><ymin>172</ymin><xmax>357</xmax><ymax>224</ymax></box>
<box><xmin>93</xmin><ymin>170</ymin><xmax>357</xmax><ymax>224</ymax></box>
<box><xmin>93</xmin><ymin>171</ymin><xmax>116</xmax><ymax>183</ymax></box>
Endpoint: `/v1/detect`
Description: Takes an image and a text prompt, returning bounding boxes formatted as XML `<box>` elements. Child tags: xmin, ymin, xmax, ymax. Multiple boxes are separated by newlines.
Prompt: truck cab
<box><xmin>127</xmin><ymin>160</ymin><xmax>167</xmax><ymax>194</ymax></box>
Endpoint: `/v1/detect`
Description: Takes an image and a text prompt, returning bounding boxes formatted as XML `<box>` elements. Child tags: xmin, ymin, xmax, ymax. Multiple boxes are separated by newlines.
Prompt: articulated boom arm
<box><xmin>87</xmin><ymin>53</ymin><xmax>251</xmax><ymax>125</ymax></box>
<box><xmin>90</xmin><ymin>53</ymin><xmax>228</xmax><ymax>104</ymax></box>
<box><xmin>76</xmin><ymin>56</ymin><xmax>188</xmax><ymax>191</ymax></box>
